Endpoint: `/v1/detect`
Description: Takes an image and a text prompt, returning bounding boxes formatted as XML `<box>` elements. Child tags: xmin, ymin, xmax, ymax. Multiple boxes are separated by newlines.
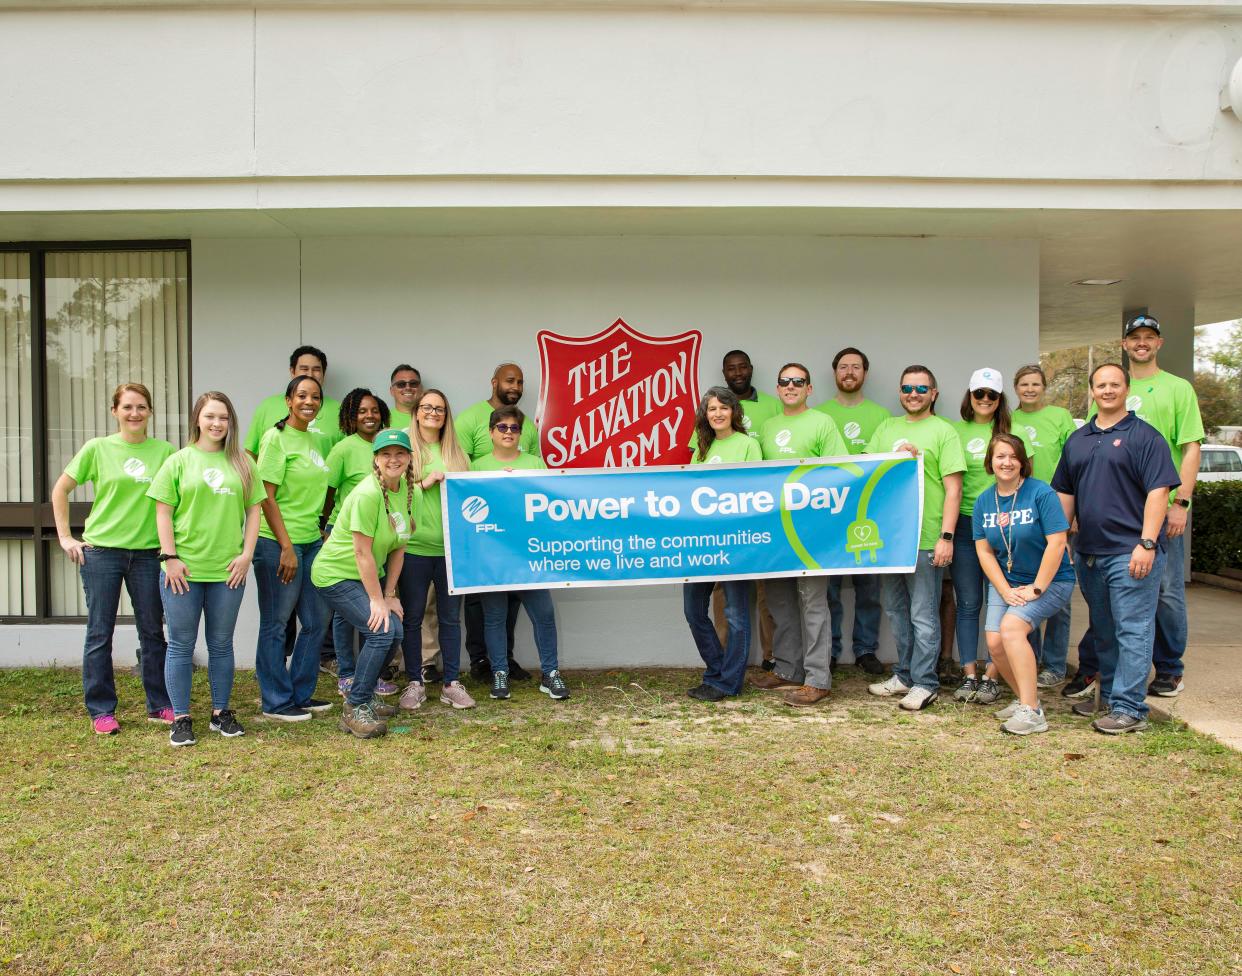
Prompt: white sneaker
<box><xmin>868</xmin><ymin>675</ymin><xmax>911</xmax><ymax>698</ymax></box>
<box><xmin>898</xmin><ymin>687</ymin><xmax>938</xmax><ymax>711</ymax></box>
<box><xmin>994</xmin><ymin>700</ymin><xmax>1021</xmax><ymax>721</ymax></box>
<box><xmin>1002</xmin><ymin>704</ymin><xmax>1049</xmax><ymax>736</ymax></box>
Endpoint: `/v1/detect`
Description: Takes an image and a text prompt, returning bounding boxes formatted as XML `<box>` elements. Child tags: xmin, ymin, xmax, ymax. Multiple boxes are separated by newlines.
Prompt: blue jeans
<box><xmin>684</xmin><ymin>579</ymin><xmax>750</xmax><ymax>695</ymax></box>
<box><xmin>252</xmin><ymin>536</ymin><xmax>327</xmax><ymax>714</ymax></box>
<box><xmin>1028</xmin><ymin>602</ymin><xmax>1072</xmax><ymax>679</ymax></box>
<box><xmin>949</xmin><ymin>515</ymin><xmax>988</xmax><ymax>668</ymax></box>
<box><xmin>79</xmin><ymin>546</ymin><xmax>170</xmax><ymax>718</ymax></box>
<box><xmin>397</xmin><ymin>555</ymin><xmax>462</xmax><ymax>684</ymax></box>
<box><xmin>316</xmin><ymin>579</ymin><xmax>404</xmax><ymax>706</ymax></box>
<box><xmin>482</xmin><ymin>589</ymin><xmax>559</xmax><ymax>676</ymax></box>
<box><xmin>159</xmin><ymin>578</ymin><xmax>246</xmax><ymax>716</ymax></box>
<box><xmin>1076</xmin><ymin>550</ymin><xmax>1165</xmax><ymax>720</ymax></box>
<box><xmin>1152</xmin><ymin>531</ymin><xmax>1188</xmax><ymax>678</ymax></box>
<box><xmin>880</xmin><ymin>550</ymin><xmax>944</xmax><ymax>693</ymax></box>
<box><xmin>827</xmin><ymin>574</ymin><xmax>881</xmax><ymax>662</ymax></box>
<box><xmin>324</xmin><ymin>525</ymin><xmax>357</xmax><ymax>680</ymax></box>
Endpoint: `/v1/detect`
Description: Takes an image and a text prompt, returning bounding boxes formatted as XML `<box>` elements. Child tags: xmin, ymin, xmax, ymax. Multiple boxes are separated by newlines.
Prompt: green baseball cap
<box><xmin>371</xmin><ymin>428</ymin><xmax>412</xmax><ymax>453</ymax></box>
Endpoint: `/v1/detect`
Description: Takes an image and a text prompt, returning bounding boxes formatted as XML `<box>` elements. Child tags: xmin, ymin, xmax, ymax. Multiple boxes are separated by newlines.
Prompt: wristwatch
<box><xmin>1174</xmin><ymin>498</ymin><xmax>1191</xmax><ymax>509</ymax></box>
<box><xmin>158</xmin><ymin>552</ymin><xmax>179</xmax><ymax>562</ymax></box>
<box><xmin>940</xmin><ymin>531</ymin><xmax>954</xmax><ymax>542</ymax></box>
<box><xmin>1139</xmin><ymin>538</ymin><xmax>1156</xmax><ymax>551</ymax></box>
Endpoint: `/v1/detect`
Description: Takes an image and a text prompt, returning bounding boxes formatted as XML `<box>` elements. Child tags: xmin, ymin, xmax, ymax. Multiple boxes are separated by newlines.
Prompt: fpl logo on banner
<box><xmin>537</xmin><ymin>318</ymin><xmax>701</xmax><ymax>469</ymax></box>
<box><xmin>462</xmin><ymin>496</ymin><xmax>502</xmax><ymax>533</ymax></box>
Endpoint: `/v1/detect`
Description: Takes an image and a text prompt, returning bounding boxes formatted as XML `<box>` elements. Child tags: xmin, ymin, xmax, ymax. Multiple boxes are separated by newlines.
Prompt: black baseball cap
<box><xmin>1125</xmin><ymin>314</ymin><xmax>1161</xmax><ymax>336</ymax></box>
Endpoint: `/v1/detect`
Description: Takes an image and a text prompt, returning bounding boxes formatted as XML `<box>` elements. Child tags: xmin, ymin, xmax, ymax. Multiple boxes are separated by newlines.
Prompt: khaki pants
<box><xmin>712</xmin><ymin>580</ymin><xmax>774</xmax><ymax>663</ymax></box>
<box><xmin>394</xmin><ymin>587</ymin><xmax>441</xmax><ymax>676</ymax></box>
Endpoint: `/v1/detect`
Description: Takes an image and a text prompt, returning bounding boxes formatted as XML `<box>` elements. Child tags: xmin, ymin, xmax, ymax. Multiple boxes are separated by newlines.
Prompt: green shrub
<box><xmin>1191</xmin><ymin>481</ymin><xmax>1242</xmax><ymax>574</ymax></box>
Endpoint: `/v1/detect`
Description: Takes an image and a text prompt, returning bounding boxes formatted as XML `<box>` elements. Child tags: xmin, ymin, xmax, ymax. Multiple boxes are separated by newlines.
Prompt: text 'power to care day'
<box><xmin>523</xmin><ymin>483</ymin><xmax>852</xmax><ymax>522</ymax></box>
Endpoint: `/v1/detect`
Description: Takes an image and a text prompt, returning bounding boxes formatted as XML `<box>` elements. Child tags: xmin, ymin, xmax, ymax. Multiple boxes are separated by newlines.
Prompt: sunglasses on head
<box><xmin>971</xmin><ymin>388</ymin><xmax>1000</xmax><ymax>401</ymax></box>
<box><xmin>392</xmin><ymin>380</ymin><xmax>421</xmax><ymax>390</ymax></box>
<box><xmin>900</xmin><ymin>384</ymin><xmax>930</xmax><ymax>395</ymax></box>
<box><xmin>493</xmin><ymin>423</ymin><xmax>522</xmax><ymax>434</ymax></box>
<box><xmin>777</xmin><ymin>376</ymin><xmax>808</xmax><ymax>388</ymax></box>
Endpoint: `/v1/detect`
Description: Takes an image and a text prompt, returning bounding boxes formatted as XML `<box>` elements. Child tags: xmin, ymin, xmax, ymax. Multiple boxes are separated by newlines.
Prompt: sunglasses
<box><xmin>777</xmin><ymin>376</ymin><xmax>808</xmax><ymax>388</ymax></box>
<box><xmin>392</xmin><ymin>380</ymin><xmax>421</xmax><ymax>390</ymax></box>
<box><xmin>900</xmin><ymin>384</ymin><xmax>931</xmax><ymax>395</ymax></box>
<box><xmin>971</xmin><ymin>389</ymin><xmax>1000</xmax><ymax>401</ymax></box>
<box><xmin>418</xmin><ymin>404</ymin><xmax>445</xmax><ymax>415</ymax></box>
<box><xmin>493</xmin><ymin>423</ymin><xmax>522</xmax><ymax>434</ymax></box>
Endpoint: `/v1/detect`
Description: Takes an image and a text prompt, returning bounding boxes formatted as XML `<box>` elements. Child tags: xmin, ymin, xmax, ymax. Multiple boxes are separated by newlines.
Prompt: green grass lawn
<box><xmin>1</xmin><ymin>665</ymin><xmax>1238</xmax><ymax>976</ymax></box>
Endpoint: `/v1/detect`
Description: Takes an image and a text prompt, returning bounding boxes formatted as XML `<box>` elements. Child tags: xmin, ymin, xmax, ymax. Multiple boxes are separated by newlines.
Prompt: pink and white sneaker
<box><xmin>93</xmin><ymin>714</ymin><xmax>120</xmax><ymax>735</ymax></box>
<box><xmin>399</xmin><ymin>681</ymin><xmax>427</xmax><ymax>711</ymax></box>
<box><xmin>439</xmin><ymin>681</ymin><xmax>476</xmax><ymax>710</ymax></box>
<box><xmin>147</xmin><ymin>708</ymin><xmax>175</xmax><ymax>725</ymax></box>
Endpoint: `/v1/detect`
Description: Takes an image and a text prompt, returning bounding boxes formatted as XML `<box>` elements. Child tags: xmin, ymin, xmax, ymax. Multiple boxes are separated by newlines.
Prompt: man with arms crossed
<box><xmin>866</xmin><ymin>366</ymin><xmax>965</xmax><ymax>711</ymax></box>
<box><xmin>1053</xmin><ymin>363</ymin><xmax>1180</xmax><ymax>734</ymax></box>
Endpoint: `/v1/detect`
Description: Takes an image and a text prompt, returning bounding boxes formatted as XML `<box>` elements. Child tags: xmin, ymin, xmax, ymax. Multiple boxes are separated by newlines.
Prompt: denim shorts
<box><xmin>984</xmin><ymin>580</ymin><xmax>1074</xmax><ymax>633</ymax></box>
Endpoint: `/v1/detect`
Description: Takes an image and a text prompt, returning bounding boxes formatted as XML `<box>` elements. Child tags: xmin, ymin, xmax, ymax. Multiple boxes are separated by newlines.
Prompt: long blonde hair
<box><xmin>409</xmin><ymin>389</ymin><xmax>469</xmax><ymax>480</ymax></box>
<box><xmin>189</xmin><ymin>391</ymin><xmax>254</xmax><ymax>498</ymax></box>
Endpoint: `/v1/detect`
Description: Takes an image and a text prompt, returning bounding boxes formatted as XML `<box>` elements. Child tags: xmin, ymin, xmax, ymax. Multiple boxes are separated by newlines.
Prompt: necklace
<box><xmin>997</xmin><ymin>479</ymin><xmax>1023</xmax><ymax>575</ymax></box>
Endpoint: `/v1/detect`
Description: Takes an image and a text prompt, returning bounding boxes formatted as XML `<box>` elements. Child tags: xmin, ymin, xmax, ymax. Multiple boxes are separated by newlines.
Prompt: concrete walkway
<box><xmin>1065</xmin><ymin>582</ymin><xmax>1242</xmax><ymax>750</ymax></box>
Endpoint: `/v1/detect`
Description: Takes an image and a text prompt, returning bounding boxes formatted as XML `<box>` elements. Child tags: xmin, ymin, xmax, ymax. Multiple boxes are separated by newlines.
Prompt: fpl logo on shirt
<box><xmin>774</xmin><ymin>429</ymin><xmax>794</xmax><ymax>453</ymax></box>
<box><xmin>843</xmin><ymin>421</ymin><xmax>862</xmax><ymax>442</ymax></box>
<box><xmin>966</xmin><ymin>437</ymin><xmax>987</xmax><ymax>459</ymax></box>
<box><xmin>309</xmin><ymin>450</ymin><xmax>328</xmax><ymax>470</ymax></box>
<box><xmin>1126</xmin><ymin>395</ymin><xmax>1143</xmax><ymax>413</ymax></box>
<box><xmin>891</xmin><ymin>439</ymin><xmax>908</xmax><ymax>453</ymax></box>
<box><xmin>123</xmin><ymin>457</ymin><xmax>151</xmax><ymax>483</ymax></box>
<box><xmin>390</xmin><ymin>511</ymin><xmax>410</xmax><ymax>541</ymax></box>
<box><xmin>202</xmin><ymin>468</ymin><xmax>234</xmax><ymax>496</ymax></box>
<box><xmin>462</xmin><ymin>495</ymin><xmax>503</xmax><ymax>534</ymax></box>
<box><xmin>1023</xmin><ymin>425</ymin><xmax>1041</xmax><ymax>447</ymax></box>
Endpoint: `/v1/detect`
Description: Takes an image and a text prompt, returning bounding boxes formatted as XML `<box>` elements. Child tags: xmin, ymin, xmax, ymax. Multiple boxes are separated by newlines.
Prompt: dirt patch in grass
<box><xmin>0</xmin><ymin>666</ymin><xmax>1238</xmax><ymax>975</ymax></box>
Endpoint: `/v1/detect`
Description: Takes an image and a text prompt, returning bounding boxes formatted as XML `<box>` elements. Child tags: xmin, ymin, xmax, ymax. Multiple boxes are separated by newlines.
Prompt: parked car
<box><xmin>1199</xmin><ymin>444</ymin><xmax>1242</xmax><ymax>482</ymax></box>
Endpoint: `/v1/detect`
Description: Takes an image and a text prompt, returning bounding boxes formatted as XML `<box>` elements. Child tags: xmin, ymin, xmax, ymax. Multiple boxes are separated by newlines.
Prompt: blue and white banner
<box><xmin>442</xmin><ymin>455</ymin><xmax>923</xmax><ymax>593</ymax></box>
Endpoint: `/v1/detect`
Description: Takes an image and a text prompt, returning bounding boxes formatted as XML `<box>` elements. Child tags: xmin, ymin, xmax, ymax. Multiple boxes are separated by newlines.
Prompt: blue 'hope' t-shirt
<box><xmin>972</xmin><ymin>478</ymin><xmax>1075</xmax><ymax>586</ymax></box>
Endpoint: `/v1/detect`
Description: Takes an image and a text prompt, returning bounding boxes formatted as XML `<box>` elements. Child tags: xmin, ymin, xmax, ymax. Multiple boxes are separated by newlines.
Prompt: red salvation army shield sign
<box><xmin>536</xmin><ymin>318</ymin><xmax>702</xmax><ymax>469</ymax></box>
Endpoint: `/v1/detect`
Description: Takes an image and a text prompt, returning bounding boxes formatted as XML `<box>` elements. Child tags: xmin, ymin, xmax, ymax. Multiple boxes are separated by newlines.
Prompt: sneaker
<box><xmin>1002</xmin><ymin>704</ymin><xmax>1049</xmax><ymax>736</ymax></box>
<box><xmin>339</xmin><ymin>701</ymin><xmax>387</xmax><ymax>739</ymax></box>
<box><xmin>440</xmin><ymin>681</ymin><xmax>477</xmax><ymax>710</ymax></box>
<box><xmin>760</xmin><ymin>659</ymin><xmax>776</xmax><ymax>672</ymax></box>
<box><xmin>374</xmin><ymin>677</ymin><xmax>399</xmax><ymax>696</ymax></box>
<box><xmin>1093</xmin><ymin>711</ymin><xmax>1148</xmax><ymax>735</ymax></box>
<box><xmin>541</xmin><ymin>670</ymin><xmax>571</xmax><ymax>701</ymax></box>
<box><xmin>855</xmin><ymin>652</ymin><xmax>886</xmax><ymax>675</ymax></box>
<box><xmin>468</xmin><ymin>660</ymin><xmax>492</xmax><ymax>683</ymax></box>
<box><xmin>369</xmin><ymin>697</ymin><xmax>398</xmax><ymax>718</ymax></box>
<box><xmin>209</xmin><ymin>709</ymin><xmax>245</xmax><ymax>737</ymax></box>
<box><xmin>399</xmin><ymin>681</ymin><xmax>427</xmax><ymax>711</ymax></box>
<box><xmin>490</xmin><ymin>670</ymin><xmax>511</xmax><ymax>700</ymax></box>
<box><xmin>1062</xmin><ymin>672</ymin><xmax>1098</xmax><ymax>699</ymax></box>
<box><xmin>974</xmin><ymin>677</ymin><xmax>1002</xmax><ymax>705</ymax></box>
<box><xmin>319</xmin><ymin>657</ymin><xmax>338</xmax><ymax>676</ymax></box>
<box><xmin>1036</xmin><ymin>669</ymin><xmax>1065</xmax><ymax>690</ymax></box>
<box><xmin>169</xmin><ymin>716</ymin><xmax>196</xmax><ymax>747</ymax></box>
<box><xmin>337</xmin><ymin>677</ymin><xmax>353</xmax><ymax>698</ymax></box>
<box><xmin>1147</xmin><ymin>674</ymin><xmax>1185</xmax><ymax>698</ymax></box>
<box><xmin>899</xmin><ymin>687</ymin><xmax>938</xmax><ymax>711</ymax></box>
<box><xmin>993</xmin><ymin>699</ymin><xmax>1032</xmax><ymax>721</ymax></box>
<box><xmin>783</xmin><ymin>684</ymin><xmax>831</xmax><ymax>708</ymax></box>
<box><xmin>869</xmin><ymin>674</ymin><xmax>911</xmax><ymax>698</ymax></box>
<box><xmin>300</xmin><ymin>698</ymin><xmax>333</xmax><ymax>713</ymax></box>
<box><xmin>92</xmin><ymin>714</ymin><xmax>120</xmax><ymax>735</ymax></box>
<box><xmin>953</xmin><ymin>676</ymin><xmax>980</xmax><ymax>702</ymax></box>
<box><xmin>508</xmin><ymin>658</ymin><xmax>533</xmax><ymax>681</ymax></box>
<box><xmin>1071</xmin><ymin>699</ymin><xmax>1106</xmax><ymax>718</ymax></box>
<box><xmin>261</xmin><ymin>706</ymin><xmax>311</xmax><ymax>722</ymax></box>
<box><xmin>147</xmin><ymin>707</ymin><xmax>175</xmax><ymax>724</ymax></box>
<box><xmin>750</xmin><ymin>671</ymin><xmax>802</xmax><ymax>691</ymax></box>
<box><xmin>688</xmin><ymin>684</ymin><xmax>728</xmax><ymax>702</ymax></box>
<box><xmin>421</xmin><ymin>664</ymin><xmax>442</xmax><ymax>684</ymax></box>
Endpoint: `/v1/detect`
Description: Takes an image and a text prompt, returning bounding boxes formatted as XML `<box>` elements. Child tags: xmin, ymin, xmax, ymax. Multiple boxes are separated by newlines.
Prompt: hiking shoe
<box><xmin>899</xmin><ymin>687</ymin><xmax>938</xmax><ymax>711</ymax></box>
<box><xmin>855</xmin><ymin>652</ymin><xmax>886</xmax><ymax>675</ymax></box>
<box><xmin>92</xmin><ymin>714</ymin><xmax>120</xmax><ymax>735</ymax></box>
<box><xmin>1062</xmin><ymin>672</ymin><xmax>1098</xmax><ymax>699</ymax></box>
<box><xmin>1148</xmin><ymin>674</ymin><xmax>1184</xmax><ymax>698</ymax></box>
<box><xmin>783</xmin><ymin>685</ymin><xmax>831</xmax><ymax>708</ymax></box>
<box><xmin>508</xmin><ymin>658</ymin><xmax>532</xmax><ymax>681</ymax></box>
<box><xmin>300</xmin><ymin>698</ymin><xmax>333</xmax><ymax>713</ymax></box>
<box><xmin>1036</xmin><ymin>669</ymin><xmax>1065</xmax><ymax>690</ymax></box>
<box><xmin>688</xmin><ymin>684</ymin><xmax>728</xmax><ymax>702</ymax></box>
<box><xmin>1093</xmin><ymin>711</ymin><xmax>1148</xmax><ymax>735</ymax></box>
<box><xmin>541</xmin><ymin>670</ymin><xmax>571</xmax><ymax>701</ymax></box>
<box><xmin>760</xmin><ymin>659</ymin><xmax>776</xmax><ymax>672</ymax></box>
<box><xmin>209</xmin><ymin>710</ymin><xmax>245</xmax><ymax>737</ymax></box>
<box><xmin>1001</xmin><ymin>704</ymin><xmax>1049</xmax><ymax>736</ymax></box>
<box><xmin>440</xmin><ymin>681</ymin><xmax>476</xmax><ymax>709</ymax></box>
<box><xmin>750</xmin><ymin>671</ymin><xmax>802</xmax><ymax>691</ymax></box>
<box><xmin>169</xmin><ymin>716</ymin><xmax>196</xmax><ymax>747</ymax></box>
<box><xmin>1072</xmin><ymin>699</ymin><xmax>1106</xmax><ymax>718</ymax></box>
<box><xmin>369</xmin><ymin>697</ymin><xmax>398</xmax><ymax>718</ymax></box>
<box><xmin>490</xmin><ymin>670</ymin><xmax>511</xmax><ymax>700</ymax></box>
<box><xmin>869</xmin><ymin>674</ymin><xmax>911</xmax><ymax>698</ymax></box>
<box><xmin>399</xmin><ymin>681</ymin><xmax>427</xmax><ymax>711</ymax></box>
<box><xmin>953</xmin><ymin>676</ymin><xmax>980</xmax><ymax>702</ymax></box>
<box><xmin>337</xmin><ymin>677</ymin><xmax>353</xmax><ymax>697</ymax></box>
<box><xmin>374</xmin><ymin>677</ymin><xmax>398</xmax><ymax>696</ymax></box>
<box><xmin>974</xmin><ymin>677</ymin><xmax>1002</xmax><ymax>705</ymax></box>
<box><xmin>147</xmin><ymin>707</ymin><xmax>175</xmax><ymax>725</ymax></box>
<box><xmin>340</xmin><ymin>702</ymin><xmax>387</xmax><ymax>739</ymax></box>
<box><xmin>261</xmin><ymin>706</ymin><xmax>311</xmax><ymax>722</ymax></box>
<box><xmin>421</xmin><ymin>664</ymin><xmax>442</xmax><ymax>684</ymax></box>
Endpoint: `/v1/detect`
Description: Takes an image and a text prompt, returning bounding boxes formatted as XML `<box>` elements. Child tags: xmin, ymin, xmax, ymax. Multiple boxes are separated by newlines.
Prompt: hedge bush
<box><xmin>1191</xmin><ymin>481</ymin><xmax>1242</xmax><ymax>574</ymax></box>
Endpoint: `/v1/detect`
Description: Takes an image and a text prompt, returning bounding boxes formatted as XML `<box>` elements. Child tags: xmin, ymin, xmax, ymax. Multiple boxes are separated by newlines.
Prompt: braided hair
<box><xmin>274</xmin><ymin>375</ymin><xmax>323</xmax><ymax>432</ymax></box>
<box><xmin>339</xmin><ymin>388</ymin><xmax>391</xmax><ymax>436</ymax></box>
<box><xmin>372</xmin><ymin>451</ymin><xmax>417</xmax><ymax>535</ymax></box>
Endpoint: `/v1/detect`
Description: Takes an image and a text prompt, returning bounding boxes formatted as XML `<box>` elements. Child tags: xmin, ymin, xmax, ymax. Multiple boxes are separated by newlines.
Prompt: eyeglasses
<box><xmin>418</xmin><ymin>404</ymin><xmax>445</xmax><ymax>415</ymax></box>
<box><xmin>392</xmin><ymin>380</ymin><xmax>421</xmax><ymax>390</ymax></box>
<box><xmin>900</xmin><ymin>384</ymin><xmax>931</xmax><ymax>395</ymax></box>
<box><xmin>971</xmin><ymin>389</ymin><xmax>1000</xmax><ymax>401</ymax></box>
<box><xmin>777</xmin><ymin>376</ymin><xmax>808</xmax><ymax>388</ymax></box>
<box><xmin>493</xmin><ymin>423</ymin><xmax>522</xmax><ymax>434</ymax></box>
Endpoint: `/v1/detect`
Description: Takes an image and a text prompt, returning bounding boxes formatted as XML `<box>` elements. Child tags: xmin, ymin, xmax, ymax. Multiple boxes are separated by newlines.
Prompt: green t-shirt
<box><xmin>408</xmin><ymin>442</ymin><xmax>449</xmax><ymax>557</ymax></box>
<box><xmin>146</xmin><ymin>445</ymin><xmax>265</xmax><ymax>581</ymax></box>
<box><xmin>952</xmin><ymin>420</ymin><xmax>1036</xmax><ymax>515</ymax></box>
<box><xmin>867</xmin><ymin>415</ymin><xmax>967</xmax><ymax>550</ymax></box>
<box><xmin>310</xmin><ymin>475</ymin><xmax>413</xmax><ymax>589</ymax></box>
<box><xmin>1013</xmin><ymin>405</ymin><xmax>1076</xmax><ymax>484</ymax></box>
<box><xmin>63</xmin><ymin>435</ymin><xmax>175</xmax><ymax>550</ymax></box>
<box><xmin>392</xmin><ymin>406</ymin><xmax>415</xmax><ymax>430</ymax></box>
<box><xmin>470</xmin><ymin>452</ymin><xmax>549</xmax><ymax>472</ymax></box>
<box><xmin>256</xmin><ymin>426</ymin><xmax>331</xmax><ymax>545</ymax></box>
<box><xmin>739</xmin><ymin>391</ymin><xmax>782</xmax><ymax>439</ymax></box>
<box><xmin>758</xmin><ymin>410</ymin><xmax>848</xmax><ymax>461</ymax></box>
<box><xmin>814</xmin><ymin>399</ymin><xmax>892</xmax><ymax>454</ymax></box>
<box><xmin>1088</xmin><ymin>370</ymin><xmax>1204</xmax><ymax>472</ymax></box>
<box><xmin>244</xmin><ymin>392</ymin><xmax>344</xmax><ymax>457</ymax></box>
<box><xmin>325</xmin><ymin>434</ymin><xmax>376</xmax><ymax>526</ymax></box>
<box><xmin>689</xmin><ymin>431</ymin><xmax>764</xmax><ymax>464</ymax></box>
<box><xmin>455</xmin><ymin>400</ymin><xmax>541</xmax><ymax>461</ymax></box>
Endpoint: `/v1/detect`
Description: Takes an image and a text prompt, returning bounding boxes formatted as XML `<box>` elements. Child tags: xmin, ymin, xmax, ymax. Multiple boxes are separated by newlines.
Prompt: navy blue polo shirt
<box><xmin>1050</xmin><ymin>412</ymin><xmax>1181</xmax><ymax>556</ymax></box>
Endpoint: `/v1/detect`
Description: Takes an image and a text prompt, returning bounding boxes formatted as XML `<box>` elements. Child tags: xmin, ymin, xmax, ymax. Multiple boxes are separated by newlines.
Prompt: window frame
<box><xmin>0</xmin><ymin>240</ymin><xmax>191</xmax><ymax>623</ymax></box>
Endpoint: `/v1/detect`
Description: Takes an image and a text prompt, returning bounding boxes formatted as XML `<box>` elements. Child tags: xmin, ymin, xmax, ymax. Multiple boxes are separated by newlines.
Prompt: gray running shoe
<box><xmin>974</xmin><ymin>677</ymin><xmax>1003</xmax><ymax>705</ymax></box>
<box><xmin>994</xmin><ymin>700</ymin><xmax>1021</xmax><ymax>721</ymax></box>
<box><xmin>1093</xmin><ymin>711</ymin><xmax>1148</xmax><ymax>735</ymax></box>
<box><xmin>1001</xmin><ymin>704</ymin><xmax>1049</xmax><ymax>736</ymax></box>
<box><xmin>953</xmin><ymin>676</ymin><xmax>979</xmax><ymax>702</ymax></box>
<box><xmin>1036</xmin><ymin>669</ymin><xmax>1065</xmax><ymax>690</ymax></box>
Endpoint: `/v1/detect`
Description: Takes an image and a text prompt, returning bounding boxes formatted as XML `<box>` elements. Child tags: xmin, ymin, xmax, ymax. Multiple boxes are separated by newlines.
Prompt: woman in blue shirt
<box><xmin>972</xmin><ymin>434</ymin><xmax>1076</xmax><ymax>735</ymax></box>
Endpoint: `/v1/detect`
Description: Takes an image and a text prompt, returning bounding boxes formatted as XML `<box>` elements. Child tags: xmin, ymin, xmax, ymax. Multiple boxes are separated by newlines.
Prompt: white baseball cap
<box><xmin>968</xmin><ymin>367</ymin><xmax>1004</xmax><ymax>393</ymax></box>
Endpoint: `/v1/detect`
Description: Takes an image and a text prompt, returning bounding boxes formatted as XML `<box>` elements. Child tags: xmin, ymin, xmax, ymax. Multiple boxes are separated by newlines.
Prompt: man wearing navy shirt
<box><xmin>1051</xmin><ymin>364</ymin><xmax>1181</xmax><ymax>734</ymax></box>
